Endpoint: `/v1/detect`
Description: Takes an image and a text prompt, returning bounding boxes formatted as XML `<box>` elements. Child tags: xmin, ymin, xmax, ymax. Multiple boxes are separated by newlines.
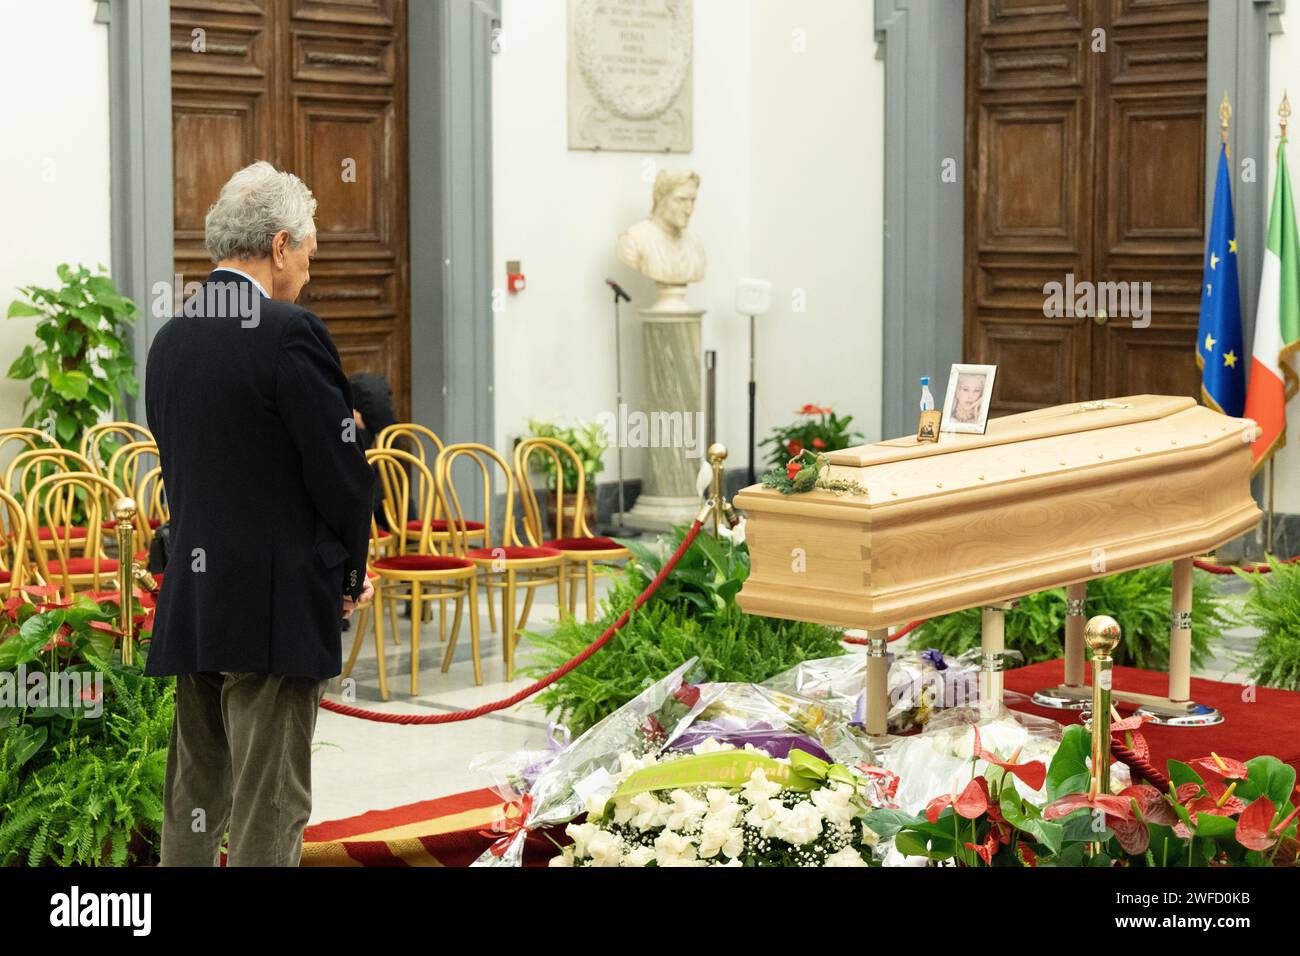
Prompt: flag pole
<box><xmin>1269</xmin><ymin>94</ymin><xmax>1290</xmax><ymax>558</ymax></box>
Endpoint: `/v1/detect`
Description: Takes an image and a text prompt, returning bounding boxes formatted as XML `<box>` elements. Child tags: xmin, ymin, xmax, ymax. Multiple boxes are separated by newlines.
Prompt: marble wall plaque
<box><xmin>567</xmin><ymin>0</ymin><xmax>694</xmax><ymax>153</ymax></box>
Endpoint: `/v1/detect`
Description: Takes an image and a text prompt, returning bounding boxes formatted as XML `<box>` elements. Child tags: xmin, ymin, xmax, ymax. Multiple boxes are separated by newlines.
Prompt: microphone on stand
<box><xmin>605</xmin><ymin>278</ymin><xmax>631</xmax><ymax>303</ymax></box>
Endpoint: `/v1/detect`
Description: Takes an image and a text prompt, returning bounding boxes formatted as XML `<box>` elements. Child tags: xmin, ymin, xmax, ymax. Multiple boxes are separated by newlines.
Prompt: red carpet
<box><xmin>301</xmin><ymin>787</ymin><xmax>559</xmax><ymax>867</ymax></box>
<box><xmin>1005</xmin><ymin>659</ymin><xmax>1300</xmax><ymax>775</ymax></box>
<box><xmin>301</xmin><ymin>662</ymin><xmax>1300</xmax><ymax>866</ymax></box>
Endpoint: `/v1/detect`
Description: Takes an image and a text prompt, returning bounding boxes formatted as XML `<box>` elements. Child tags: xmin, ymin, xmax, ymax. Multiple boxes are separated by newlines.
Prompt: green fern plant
<box><xmin>912</xmin><ymin>564</ymin><xmax>1228</xmax><ymax>670</ymax></box>
<box><xmin>1237</xmin><ymin>557</ymin><xmax>1300</xmax><ymax>690</ymax></box>
<box><xmin>0</xmin><ymin>656</ymin><xmax>173</xmax><ymax>867</ymax></box>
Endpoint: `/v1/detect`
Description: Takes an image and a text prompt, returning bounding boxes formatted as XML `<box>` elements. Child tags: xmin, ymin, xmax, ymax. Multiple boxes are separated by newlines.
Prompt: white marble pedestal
<box><xmin>625</xmin><ymin>284</ymin><xmax>705</xmax><ymax>532</ymax></box>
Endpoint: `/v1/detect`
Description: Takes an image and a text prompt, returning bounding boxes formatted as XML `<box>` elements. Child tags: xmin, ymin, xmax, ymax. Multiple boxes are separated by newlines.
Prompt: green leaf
<box><xmin>49</xmin><ymin>370</ymin><xmax>90</xmax><ymax>400</ymax></box>
<box><xmin>55</xmin><ymin>410</ymin><xmax>78</xmax><ymax>443</ymax></box>
<box><xmin>1046</xmin><ymin>725</ymin><xmax>1092</xmax><ymax>801</ymax></box>
<box><xmin>1168</xmin><ymin>760</ymin><xmax>1203</xmax><ymax>789</ymax></box>
<box><xmin>6</xmin><ymin>347</ymin><xmax>36</xmax><ymax>380</ymax></box>
<box><xmin>8</xmin><ymin>724</ymin><xmax>49</xmax><ymax>769</ymax></box>
<box><xmin>1240</xmin><ymin>756</ymin><xmax>1296</xmax><ymax>805</ymax></box>
<box><xmin>7</xmin><ymin>299</ymin><xmax>41</xmax><ymax>318</ymax></box>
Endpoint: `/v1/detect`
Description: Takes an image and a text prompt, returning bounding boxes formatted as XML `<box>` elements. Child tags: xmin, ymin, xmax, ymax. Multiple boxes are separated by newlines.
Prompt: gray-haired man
<box><xmin>145</xmin><ymin>161</ymin><xmax>375</xmax><ymax>866</ymax></box>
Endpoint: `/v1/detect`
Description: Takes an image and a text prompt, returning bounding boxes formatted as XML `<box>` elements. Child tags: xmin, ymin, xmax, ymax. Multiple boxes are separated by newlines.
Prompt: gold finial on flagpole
<box><xmin>1220</xmin><ymin>91</ymin><xmax>1232</xmax><ymax>144</ymax></box>
<box><xmin>1281</xmin><ymin>91</ymin><xmax>1291</xmax><ymax>141</ymax></box>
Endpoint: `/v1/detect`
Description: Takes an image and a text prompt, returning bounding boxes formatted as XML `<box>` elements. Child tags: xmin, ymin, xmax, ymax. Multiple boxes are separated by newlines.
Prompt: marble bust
<box><xmin>616</xmin><ymin>169</ymin><xmax>706</xmax><ymax>288</ymax></box>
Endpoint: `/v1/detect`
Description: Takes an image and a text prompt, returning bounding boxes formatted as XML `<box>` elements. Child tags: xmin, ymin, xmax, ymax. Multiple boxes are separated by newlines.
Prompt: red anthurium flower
<box><xmin>1120</xmin><ymin>784</ymin><xmax>1179</xmax><ymax>827</ymax></box>
<box><xmin>786</xmin><ymin>461</ymin><xmax>802</xmax><ymax>481</ymax></box>
<box><xmin>1110</xmin><ymin>816</ymin><xmax>1151</xmax><ymax>856</ymax></box>
<box><xmin>971</xmin><ymin>725</ymin><xmax>1048</xmax><ymax>791</ymax></box>
<box><xmin>1017</xmin><ymin>844</ymin><xmax>1038</xmax><ymax>867</ymax></box>
<box><xmin>1110</xmin><ymin>713</ymin><xmax>1153</xmax><ymax>734</ymax></box>
<box><xmin>20</xmin><ymin>584</ymin><xmax>61</xmax><ymax>600</ymax></box>
<box><xmin>80</xmin><ymin>685</ymin><xmax>101</xmax><ymax>704</ymax></box>
<box><xmin>35</xmin><ymin>600</ymin><xmax>74</xmax><ymax>613</ymax></box>
<box><xmin>963</xmin><ymin>830</ymin><xmax>999</xmax><ymax>865</ymax></box>
<box><xmin>811</xmin><ymin>437</ymin><xmax>826</xmax><ymax>450</ymax></box>
<box><xmin>86</xmin><ymin>591</ymin><xmax>121</xmax><ymax>605</ymax></box>
<box><xmin>787</xmin><ymin>439</ymin><xmax>804</xmax><ymax>457</ymax></box>
<box><xmin>1235</xmin><ymin>796</ymin><xmax>1278</xmax><ymax>851</ymax></box>
<box><xmin>134</xmin><ymin>588</ymin><xmax>157</xmax><ymax>610</ymax></box>
<box><xmin>88</xmin><ymin>620</ymin><xmax>123</xmax><ymax>637</ymax></box>
<box><xmin>1199</xmin><ymin>777</ymin><xmax>1246</xmax><ymax>815</ymax></box>
<box><xmin>797</xmin><ymin>404</ymin><xmax>832</xmax><ymax>416</ymax></box>
<box><xmin>672</xmin><ymin>684</ymin><xmax>700</xmax><ymax>708</ymax></box>
<box><xmin>925</xmin><ymin>777</ymin><xmax>989</xmax><ymax>824</ymax></box>
<box><xmin>1190</xmin><ymin>752</ymin><xmax>1250</xmax><ymax>782</ymax></box>
<box><xmin>1042</xmin><ymin>792</ymin><xmax>1133</xmax><ymax>822</ymax></box>
<box><xmin>4</xmin><ymin>594</ymin><xmax>25</xmax><ymax>622</ymax></box>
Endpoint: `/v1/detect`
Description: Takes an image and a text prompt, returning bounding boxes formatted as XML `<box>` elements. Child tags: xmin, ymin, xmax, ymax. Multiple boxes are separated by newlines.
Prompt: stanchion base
<box><xmin>1134</xmin><ymin>702</ymin><xmax>1223</xmax><ymax>727</ymax></box>
<box><xmin>1031</xmin><ymin>685</ymin><xmax>1091</xmax><ymax>710</ymax></box>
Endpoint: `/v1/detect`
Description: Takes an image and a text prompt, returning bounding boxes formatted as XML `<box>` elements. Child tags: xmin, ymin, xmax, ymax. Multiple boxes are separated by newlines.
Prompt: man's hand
<box><xmin>342</xmin><ymin>576</ymin><xmax>374</xmax><ymax>619</ymax></box>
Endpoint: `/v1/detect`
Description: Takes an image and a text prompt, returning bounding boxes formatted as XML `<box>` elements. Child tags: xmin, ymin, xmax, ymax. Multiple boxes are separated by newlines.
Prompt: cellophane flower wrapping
<box><xmin>471</xmin><ymin>655</ymin><xmax>898</xmax><ymax>865</ymax></box>
<box><xmin>471</xmin><ymin>658</ymin><xmax>720</xmax><ymax>866</ymax></box>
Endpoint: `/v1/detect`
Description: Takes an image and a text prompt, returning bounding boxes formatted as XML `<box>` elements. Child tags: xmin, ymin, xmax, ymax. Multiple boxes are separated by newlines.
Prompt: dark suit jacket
<box><xmin>143</xmin><ymin>269</ymin><xmax>375</xmax><ymax>679</ymax></box>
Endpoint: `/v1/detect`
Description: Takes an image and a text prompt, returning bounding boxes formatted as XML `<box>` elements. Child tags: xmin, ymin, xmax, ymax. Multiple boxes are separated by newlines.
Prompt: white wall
<box><xmin>491</xmin><ymin>0</ymin><xmax>881</xmax><ymax>486</ymax></box>
<box><xmin>1266</xmin><ymin>18</ymin><xmax>1300</xmax><ymax>513</ymax></box>
<box><xmin>0</xmin><ymin>2</ymin><xmax>112</xmax><ymax>430</ymax></box>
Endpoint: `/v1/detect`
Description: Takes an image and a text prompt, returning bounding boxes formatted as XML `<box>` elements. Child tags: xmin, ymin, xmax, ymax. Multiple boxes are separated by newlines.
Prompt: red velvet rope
<box><xmin>841</xmin><ymin>619</ymin><xmax>926</xmax><ymax>645</ymax></box>
<box><xmin>319</xmin><ymin>519</ymin><xmax>706</xmax><ymax>725</ymax></box>
<box><xmin>1193</xmin><ymin>554</ymin><xmax>1300</xmax><ymax>575</ymax></box>
<box><xmin>1110</xmin><ymin>738</ymin><xmax>1170</xmax><ymax>790</ymax></box>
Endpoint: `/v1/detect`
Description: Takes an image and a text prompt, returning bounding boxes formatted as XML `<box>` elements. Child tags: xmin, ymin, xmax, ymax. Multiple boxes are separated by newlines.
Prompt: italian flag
<box><xmin>1244</xmin><ymin>138</ymin><xmax>1300</xmax><ymax>472</ymax></box>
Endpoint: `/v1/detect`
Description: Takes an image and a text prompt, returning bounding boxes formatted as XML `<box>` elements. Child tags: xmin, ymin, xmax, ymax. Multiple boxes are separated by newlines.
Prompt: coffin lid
<box><xmin>828</xmin><ymin>395</ymin><xmax>1197</xmax><ymax>467</ymax></box>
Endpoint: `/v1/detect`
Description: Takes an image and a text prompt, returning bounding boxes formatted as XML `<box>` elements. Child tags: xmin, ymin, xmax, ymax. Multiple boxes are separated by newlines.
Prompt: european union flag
<box><xmin>1197</xmin><ymin>143</ymin><xmax>1245</xmax><ymax>416</ymax></box>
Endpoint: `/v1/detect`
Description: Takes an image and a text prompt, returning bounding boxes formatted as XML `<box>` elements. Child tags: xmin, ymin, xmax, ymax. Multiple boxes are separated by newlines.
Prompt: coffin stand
<box><xmin>735</xmin><ymin>396</ymin><xmax>1261</xmax><ymax>735</ymax></box>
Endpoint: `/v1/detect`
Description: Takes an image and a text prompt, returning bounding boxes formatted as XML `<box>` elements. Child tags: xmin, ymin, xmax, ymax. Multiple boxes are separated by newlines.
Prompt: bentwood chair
<box><xmin>24</xmin><ymin>471</ymin><xmax>123</xmax><ymax>594</ymax></box>
<box><xmin>361</xmin><ymin>447</ymin><xmax>482</xmax><ymax>694</ymax></box>
<box><xmin>515</xmin><ymin>436</ymin><xmax>628</xmax><ymax>622</ymax></box>
<box><xmin>103</xmin><ymin>441</ymin><xmax>162</xmax><ymax>559</ymax></box>
<box><xmin>80</xmin><ymin>421</ymin><xmax>153</xmax><ymax>480</ymax></box>
<box><xmin>0</xmin><ymin>488</ymin><xmax>34</xmax><ymax>598</ymax></box>
<box><xmin>437</xmin><ymin>443</ymin><xmax>566</xmax><ymax>681</ymax></box>
<box><xmin>5</xmin><ymin>448</ymin><xmax>96</xmax><ymax>549</ymax></box>
<box><xmin>377</xmin><ymin>423</ymin><xmax>487</xmax><ymax>553</ymax></box>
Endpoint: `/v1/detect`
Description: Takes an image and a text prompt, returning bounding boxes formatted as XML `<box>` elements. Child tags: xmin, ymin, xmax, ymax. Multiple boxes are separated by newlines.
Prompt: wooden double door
<box><xmin>964</xmin><ymin>0</ymin><xmax>1208</xmax><ymax>415</ymax></box>
<box><xmin>170</xmin><ymin>0</ymin><xmax>411</xmax><ymax>418</ymax></box>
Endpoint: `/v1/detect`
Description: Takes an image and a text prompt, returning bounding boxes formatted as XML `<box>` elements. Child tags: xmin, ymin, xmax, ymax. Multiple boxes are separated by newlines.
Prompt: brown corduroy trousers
<box><xmin>159</xmin><ymin>671</ymin><xmax>328</xmax><ymax>867</ymax></box>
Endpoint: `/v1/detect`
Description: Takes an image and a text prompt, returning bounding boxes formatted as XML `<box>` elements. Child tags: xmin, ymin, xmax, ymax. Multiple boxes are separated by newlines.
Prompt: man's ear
<box><xmin>272</xmin><ymin>230</ymin><xmax>290</xmax><ymax>267</ymax></box>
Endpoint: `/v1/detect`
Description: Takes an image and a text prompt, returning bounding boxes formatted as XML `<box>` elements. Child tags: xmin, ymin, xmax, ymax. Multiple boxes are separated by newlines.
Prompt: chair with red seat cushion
<box><xmin>24</xmin><ymin>471</ymin><xmax>125</xmax><ymax>594</ymax></box>
<box><xmin>438</xmin><ymin>442</ymin><xmax>566</xmax><ymax>681</ymax></box>
<box><xmin>514</xmin><ymin>436</ymin><xmax>629</xmax><ymax>622</ymax></box>
<box><xmin>0</xmin><ymin>488</ymin><xmax>33</xmax><ymax>598</ymax></box>
<box><xmin>349</xmin><ymin>447</ymin><xmax>482</xmax><ymax>696</ymax></box>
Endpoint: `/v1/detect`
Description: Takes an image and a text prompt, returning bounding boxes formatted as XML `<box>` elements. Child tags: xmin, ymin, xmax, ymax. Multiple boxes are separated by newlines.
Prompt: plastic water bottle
<box><xmin>919</xmin><ymin>376</ymin><xmax>935</xmax><ymax>413</ymax></box>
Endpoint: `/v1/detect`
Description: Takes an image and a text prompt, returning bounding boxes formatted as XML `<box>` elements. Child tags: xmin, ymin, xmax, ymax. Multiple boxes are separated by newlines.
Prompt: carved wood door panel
<box><xmin>964</xmin><ymin>0</ymin><xmax>1207</xmax><ymax>416</ymax></box>
<box><xmin>170</xmin><ymin>0</ymin><xmax>411</xmax><ymax>418</ymax></box>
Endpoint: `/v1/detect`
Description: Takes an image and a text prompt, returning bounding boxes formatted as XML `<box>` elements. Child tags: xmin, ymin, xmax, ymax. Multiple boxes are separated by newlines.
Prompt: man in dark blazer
<box><xmin>145</xmin><ymin>161</ymin><xmax>375</xmax><ymax>866</ymax></box>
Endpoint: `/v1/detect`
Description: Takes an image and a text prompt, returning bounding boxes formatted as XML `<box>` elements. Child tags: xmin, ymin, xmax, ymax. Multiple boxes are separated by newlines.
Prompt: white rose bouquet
<box><xmin>550</xmin><ymin>743</ymin><xmax>878</xmax><ymax>867</ymax></box>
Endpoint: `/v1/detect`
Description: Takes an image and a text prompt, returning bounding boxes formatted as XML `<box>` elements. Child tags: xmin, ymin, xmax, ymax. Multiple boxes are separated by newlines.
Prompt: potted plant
<box><xmin>759</xmin><ymin>404</ymin><xmax>863</xmax><ymax>469</ymax></box>
<box><xmin>6</xmin><ymin>264</ymin><xmax>139</xmax><ymax>453</ymax></box>
<box><xmin>523</xmin><ymin>419</ymin><xmax>609</xmax><ymax>533</ymax></box>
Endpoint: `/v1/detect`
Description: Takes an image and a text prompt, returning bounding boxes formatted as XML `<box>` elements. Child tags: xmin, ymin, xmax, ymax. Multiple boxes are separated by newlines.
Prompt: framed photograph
<box><xmin>940</xmin><ymin>364</ymin><xmax>997</xmax><ymax>435</ymax></box>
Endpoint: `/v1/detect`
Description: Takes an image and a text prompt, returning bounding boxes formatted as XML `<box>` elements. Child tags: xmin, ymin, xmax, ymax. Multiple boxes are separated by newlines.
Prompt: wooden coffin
<box><xmin>735</xmin><ymin>396</ymin><xmax>1261</xmax><ymax>630</ymax></box>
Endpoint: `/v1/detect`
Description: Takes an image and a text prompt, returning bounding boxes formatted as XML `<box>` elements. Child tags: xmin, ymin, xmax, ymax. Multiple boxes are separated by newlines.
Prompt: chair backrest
<box><xmin>104</xmin><ymin>441</ymin><xmax>163</xmax><ymax>555</ymax></box>
<box><xmin>138</xmin><ymin>465</ymin><xmax>168</xmax><ymax>530</ymax></box>
<box><xmin>365</xmin><ymin>447</ymin><xmax>440</xmax><ymax>557</ymax></box>
<box><xmin>80</xmin><ymin>421</ymin><xmax>153</xmax><ymax>477</ymax></box>
<box><xmin>25</xmin><ymin>471</ymin><xmax>121</xmax><ymax>592</ymax></box>
<box><xmin>513</xmin><ymin>436</ymin><xmax>592</xmax><ymax>545</ymax></box>
<box><xmin>437</xmin><ymin>443</ymin><xmax>520</xmax><ymax>551</ymax></box>
<box><xmin>4</xmin><ymin>447</ymin><xmax>95</xmax><ymax>504</ymax></box>
<box><xmin>0</xmin><ymin>488</ymin><xmax>32</xmax><ymax>595</ymax></box>
<box><xmin>376</xmin><ymin>423</ymin><xmax>445</xmax><ymax>524</ymax></box>
<box><xmin>0</xmin><ymin>427</ymin><xmax>52</xmax><ymax>459</ymax></box>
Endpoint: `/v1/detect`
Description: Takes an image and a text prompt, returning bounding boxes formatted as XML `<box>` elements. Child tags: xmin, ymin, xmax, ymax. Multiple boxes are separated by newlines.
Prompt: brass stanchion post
<box><xmin>1085</xmin><ymin>614</ymin><xmax>1120</xmax><ymax>799</ymax></box>
<box><xmin>707</xmin><ymin>443</ymin><xmax>727</xmax><ymax>536</ymax></box>
<box><xmin>114</xmin><ymin>497</ymin><xmax>138</xmax><ymax>667</ymax></box>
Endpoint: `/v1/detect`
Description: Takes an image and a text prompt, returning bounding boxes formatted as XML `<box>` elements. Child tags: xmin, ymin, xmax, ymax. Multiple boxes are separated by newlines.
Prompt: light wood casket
<box><xmin>735</xmin><ymin>396</ymin><xmax>1261</xmax><ymax>630</ymax></box>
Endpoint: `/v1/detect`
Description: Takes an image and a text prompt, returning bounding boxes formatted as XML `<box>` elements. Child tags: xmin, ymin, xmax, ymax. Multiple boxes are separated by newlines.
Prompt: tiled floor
<box><xmin>308</xmin><ymin>569</ymin><xmax>1263</xmax><ymax>826</ymax></box>
<box><xmin>309</xmin><ymin>572</ymin><xmax>614</xmax><ymax>824</ymax></box>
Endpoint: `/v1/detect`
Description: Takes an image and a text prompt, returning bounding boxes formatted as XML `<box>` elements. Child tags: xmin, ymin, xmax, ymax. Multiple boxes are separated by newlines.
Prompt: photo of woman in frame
<box><xmin>940</xmin><ymin>364</ymin><xmax>997</xmax><ymax>435</ymax></box>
